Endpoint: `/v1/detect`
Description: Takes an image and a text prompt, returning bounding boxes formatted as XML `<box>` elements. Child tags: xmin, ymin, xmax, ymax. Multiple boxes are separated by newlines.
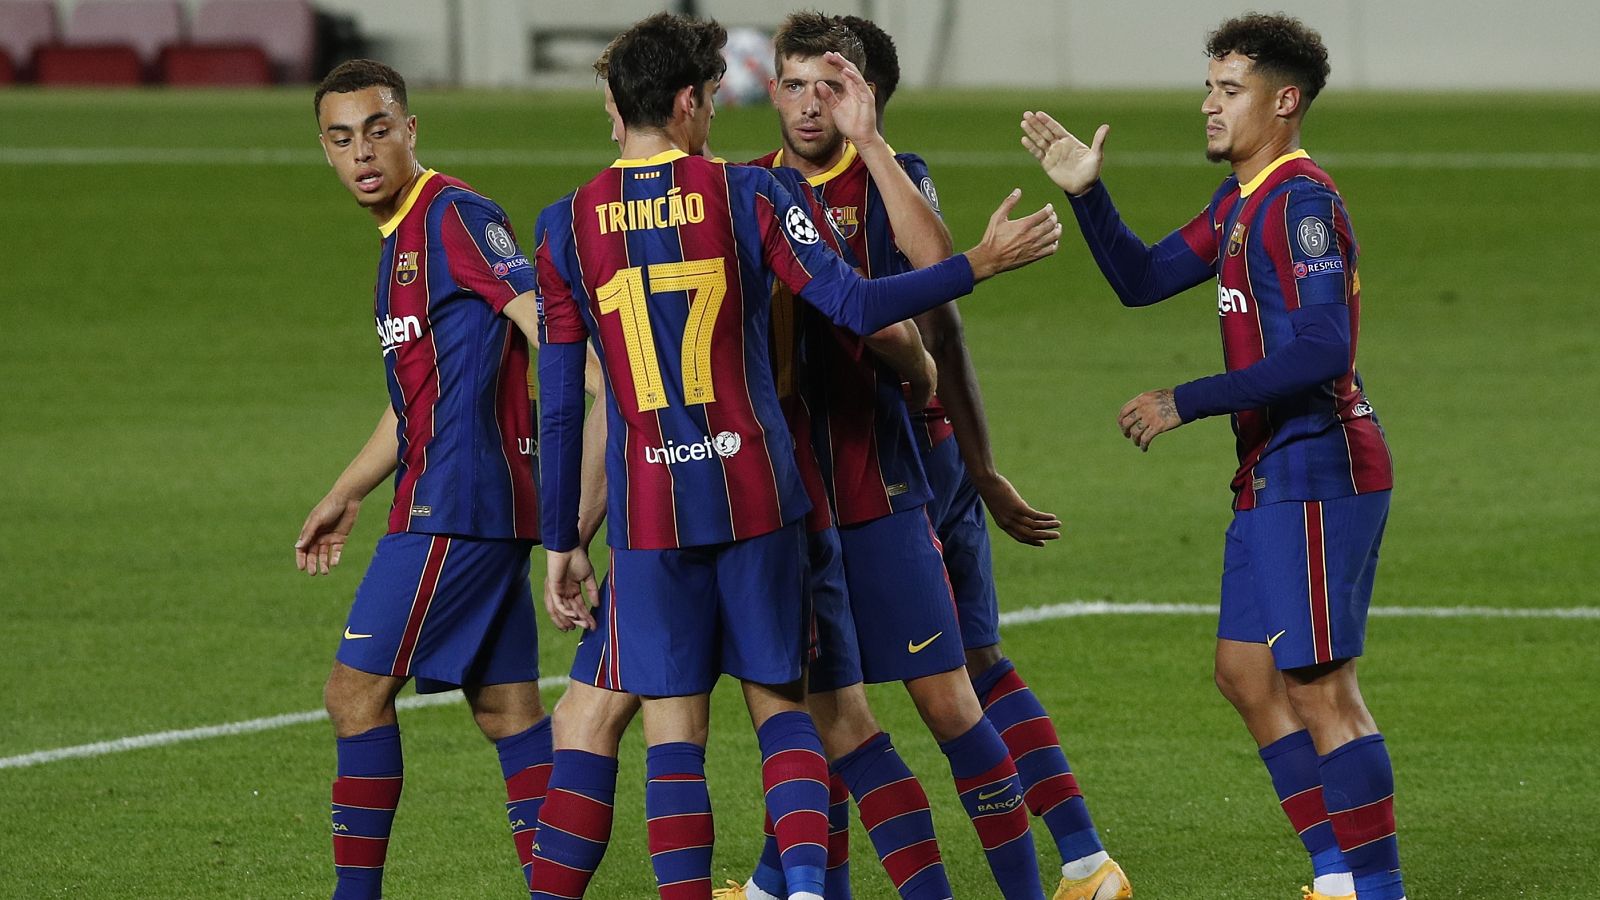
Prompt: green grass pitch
<box><xmin>1</xmin><ymin>86</ymin><xmax>1597</xmax><ymax>898</ymax></box>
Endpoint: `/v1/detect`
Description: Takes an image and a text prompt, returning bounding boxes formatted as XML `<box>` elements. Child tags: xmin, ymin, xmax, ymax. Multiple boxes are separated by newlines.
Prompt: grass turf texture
<box><xmin>2</xmin><ymin>87</ymin><xmax>1596</xmax><ymax>897</ymax></box>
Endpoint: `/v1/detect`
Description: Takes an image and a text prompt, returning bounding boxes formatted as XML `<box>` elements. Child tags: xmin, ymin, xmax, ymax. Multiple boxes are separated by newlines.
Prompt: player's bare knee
<box><xmin>963</xmin><ymin>644</ymin><xmax>1003</xmax><ymax>681</ymax></box>
<box><xmin>908</xmin><ymin>670</ymin><xmax>984</xmax><ymax>742</ymax></box>
<box><xmin>324</xmin><ymin>664</ymin><xmax>399</xmax><ymax>737</ymax></box>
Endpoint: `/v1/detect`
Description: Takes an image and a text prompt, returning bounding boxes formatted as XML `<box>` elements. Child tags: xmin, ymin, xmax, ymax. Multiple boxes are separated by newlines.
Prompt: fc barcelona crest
<box><xmin>394</xmin><ymin>250</ymin><xmax>419</xmax><ymax>286</ymax></box>
<box><xmin>828</xmin><ymin>205</ymin><xmax>860</xmax><ymax>240</ymax></box>
<box><xmin>1227</xmin><ymin>222</ymin><xmax>1247</xmax><ymax>257</ymax></box>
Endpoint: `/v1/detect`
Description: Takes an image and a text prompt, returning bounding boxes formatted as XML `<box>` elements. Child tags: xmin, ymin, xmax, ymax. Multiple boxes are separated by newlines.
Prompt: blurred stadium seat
<box><xmin>33</xmin><ymin>43</ymin><xmax>142</xmax><ymax>85</ymax></box>
<box><xmin>0</xmin><ymin>0</ymin><xmax>57</xmax><ymax>79</ymax></box>
<box><xmin>0</xmin><ymin>48</ymin><xmax>13</xmax><ymax>83</ymax></box>
<box><xmin>194</xmin><ymin>0</ymin><xmax>314</xmax><ymax>82</ymax></box>
<box><xmin>159</xmin><ymin>43</ymin><xmax>272</xmax><ymax>85</ymax></box>
<box><xmin>65</xmin><ymin>0</ymin><xmax>183</xmax><ymax>68</ymax></box>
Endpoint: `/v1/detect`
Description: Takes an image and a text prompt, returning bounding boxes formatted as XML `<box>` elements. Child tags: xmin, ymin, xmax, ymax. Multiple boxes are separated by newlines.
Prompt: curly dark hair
<box><xmin>606</xmin><ymin>12</ymin><xmax>727</xmax><ymax>129</ymax></box>
<box><xmin>1206</xmin><ymin>13</ymin><xmax>1331</xmax><ymax>109</ymax></box>
<box><xmin>314</xmin><ymin>58</ymin><xmax>407</xmax><ymax>117</ymax></box>
<box><xmin>773</xmin><ymin>11</ymin><xmax>866</xmax><ymax>77</ymax></box>
<box><xmin>836</xmin><ymin>15</ymin><xmax>899</xmax><ymax>112</ymax></box>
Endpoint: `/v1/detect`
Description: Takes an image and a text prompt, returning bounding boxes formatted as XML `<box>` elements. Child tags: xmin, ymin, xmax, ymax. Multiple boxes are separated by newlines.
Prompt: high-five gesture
<box><xmin>965</xmin><ymin>188</ymin><xmax>1061</xmax><ymax>280</ymax></box>
<box><xmin>1020</xmin><ymin>111</ymin><xmax>1109</xmax><ymax>197</ymax></box>
<box><xmin>814</xmin><ymin>50</ymin><xmax>879</xmax><ymax>145</ymax></box>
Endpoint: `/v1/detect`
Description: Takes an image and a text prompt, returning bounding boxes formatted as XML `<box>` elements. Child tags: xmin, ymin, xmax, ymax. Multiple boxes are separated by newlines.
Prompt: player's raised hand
<box><xmin>1118</xmin><ymin>388</ymin><xmax>1183</xmax><ymax>452</ymax></box>
<box><xmin>295</xmin><ymin>492</ymin><xmax>361</xmax><ymax>576</ymax></box>
<box><xmin>544</xmin><ymin>548</ymin><xmax>600</xmax><ymax>632</ymax></box>
<box><xmin>1021</xmin><ymin>111</ymin><xmax>1109</xmax><ymax>197</ymax></box>
<box><xmin>815</xmin><ymin>51</ymin><xmax>879</xmax><ymax>146</ymax></box>
<box><xmin>965</xmin><ymin>188</ymin><xmax>1061</xmax><ymax>280</ymax></box>
<box><xmin>973</xmin><ymin>473</ymin><xmax>1063</xmax><ymax>546</ymax></box>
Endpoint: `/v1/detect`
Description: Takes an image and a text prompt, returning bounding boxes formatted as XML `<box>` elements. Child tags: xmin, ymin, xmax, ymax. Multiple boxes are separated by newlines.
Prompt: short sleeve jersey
<box><xmin>751</xmin><ymin>144</ymin><xmax>937</xmax><ymax>526</ymax></box>
<box><xmin>373</xmin><ymin>170</ymin><xmax>539</xmax><ymax>538</ymax></box>
<box><xmin>536</xmin><ymin>150</ymin><xmax>899</xmax><ymax>550</ymax></box>
<box><xmin>1172</xmin><ymin>150</ymin><xmax>1393</xmax><ymax>509</ymax></box>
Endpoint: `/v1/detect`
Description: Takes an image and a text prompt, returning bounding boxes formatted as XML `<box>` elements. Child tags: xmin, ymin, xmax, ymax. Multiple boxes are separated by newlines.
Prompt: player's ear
<box><xmin>767</xmin><ymin>76</ymin><xmax>778</xmax><ymax>103</ymax></box>
<box><xmin>318</xmin><ymin>132</ymin><xmax>333</xmax><ymax>167</ymax></box>
<box><xmin>1276</xmin><ymin>84</ymin><xmax>1301</xmax><ymax>120</ymax></box>
<box><xmin>405</xmin><ymin>114</ymin><xmax>418</xmax><ymax>149</ymax></box>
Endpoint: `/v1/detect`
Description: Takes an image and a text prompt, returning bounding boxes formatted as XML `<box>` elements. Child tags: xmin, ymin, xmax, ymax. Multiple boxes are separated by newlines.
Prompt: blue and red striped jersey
<box><xmin>752</xmin><ymin>144</ymin><xmax>938</xmax><ymax>526</ymax></box>
<box><xmin>1072</xmin><ymin>150</ymin><xmax>1392</xmax><ymax>510</ymax></box>
<box><xmin>373</xmin><ymin>169</ymin><xmax>539</xmax><ymax>538</ymax></box>
<box><xmin>535</xmin><ymin>149</ymin><xmax>978</xmax><ymax>550</ymax></box>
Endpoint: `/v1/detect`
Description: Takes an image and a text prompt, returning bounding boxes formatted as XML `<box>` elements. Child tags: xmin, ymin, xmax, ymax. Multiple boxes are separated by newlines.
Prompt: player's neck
<box><xmin>1231</xmin><ymin>134</ymin><xmax>1301</xmax><ymax>187</ymax></box>
<box><xmin>369</xmin><ymin>162</ymin><xmax>427</xmax><ymax>225</ymax></box>
<box><xmin>779</xmin><ymin>140</ymin><xmax>846</xmax><ymax>180</ymax></box>
<box><xmin>620</xmin><ymin>125</ymin><xmax>694</xmax><ymax>162</ymax></box>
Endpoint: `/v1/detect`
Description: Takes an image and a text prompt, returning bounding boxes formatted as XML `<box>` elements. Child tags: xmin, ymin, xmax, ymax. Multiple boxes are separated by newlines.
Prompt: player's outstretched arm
<box><xmin>1020</xmin><ymin>111</ymin><xmax>1108</xmax><ymax>197</ymax></box>
<box><xmin>295</xmin><ymin>405</ymin><xmax>399</xmax><ymax>576</ymax></box>
<box><xmin>963</xmin><ymin>188</ymin><xmax>1061</xmax><ymax>281</ymax></box>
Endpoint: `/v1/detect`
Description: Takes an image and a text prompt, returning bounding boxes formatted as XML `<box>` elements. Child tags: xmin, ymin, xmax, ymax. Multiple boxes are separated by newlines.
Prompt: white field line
<box><xmin>2</xmin><ymin>147</ymin><xmax>1597</xmax><ymax>170</ymax></box>
<box><xmin>3</xmin><ymin>599</ymin><xmax>1596</xmax><ymax>771</ymax></box>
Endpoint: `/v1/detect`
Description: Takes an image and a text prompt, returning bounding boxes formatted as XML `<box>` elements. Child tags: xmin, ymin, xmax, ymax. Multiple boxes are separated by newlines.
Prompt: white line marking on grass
<box><xmin>2</xmin><ymin>147</ymin><xmax>1597</xmax><ymax>170</ymax></box>
<box><xmin>4</xmin><ymin>600</ymin><xmax>1596</xmax><ymax>771</ymax></box>
<box><xmin>0</xmin><ymin>675</ymin><xmax>569</xmax><ymax>771</ymax></box>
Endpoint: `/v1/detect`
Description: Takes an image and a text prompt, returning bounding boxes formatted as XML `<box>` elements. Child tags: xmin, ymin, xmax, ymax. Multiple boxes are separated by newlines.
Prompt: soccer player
<box><xmin>732</xmin><ymin>15</ymin><xmax>1059</xmax><ymax>900</ymax></box>
<box><xmin>533</xmin><ymin>13</ymin><xmax>1060</xmax><ymax>900</ymax></box>
<box><xmin>1022</xmin><ymin>14</ymin><xmax>1404</xmax><ymax>900</ymax></box>
<box><xmin>830</xmin><ymin>16</ymin><xmax>1133</xmax><ymax>900</ymax></box>
<box><xmin>296</xmin><ymin>60</ymin><xmax>553</xmax><ymax>898</ymax></box>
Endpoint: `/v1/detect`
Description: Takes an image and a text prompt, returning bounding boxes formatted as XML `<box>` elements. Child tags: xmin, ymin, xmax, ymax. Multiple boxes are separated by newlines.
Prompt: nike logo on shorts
<box><xmin>907</xmin><ymin>632</ymin><xmax>942</xmax><ymax>653</ymax></box>
<box><xmin>1267</xmin><ymin>629</ymin><xmax>1287</xmax><ymax>648</ymax></box>
<box><xmin>344</xmin><ymin>628</ymin><xmax>374</xmax><ymax>640</ymax></box>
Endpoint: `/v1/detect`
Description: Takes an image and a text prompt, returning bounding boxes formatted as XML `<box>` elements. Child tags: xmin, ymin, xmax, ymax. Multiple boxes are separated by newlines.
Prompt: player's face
<box><xmin>317</xmin><ymin>86</ymin><xmax>418</xmax><ymax>210</ymax></box>
<box><xmin>770</xmin><ymin>54</ymin><xmax>847</xmax><ymax>166</ymax></box>
<box><xmin>1202</xmin><ymin>53</ymin><xmax>1285</xmax><ymax>164</ymax></box>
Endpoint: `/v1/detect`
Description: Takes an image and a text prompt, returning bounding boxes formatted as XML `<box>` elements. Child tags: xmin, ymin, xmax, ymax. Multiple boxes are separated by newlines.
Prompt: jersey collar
<box><xmin>378</xmin><ymin>169</ymin><xmax>438</xmax><ymax>238</ymax></box>
<box><xmin>774</xmin><ymin>141</ymin><xmax>863</xmax><ymax>187</ymax></box>
<box><xmin>1238</xmin><ymin>149</ymin><xmax>1309</xmax><ymax>198</ymax></box>
<box><xmin>611</xmin><ymin>148</ymin><xmax>689</xmax><ymax>168</ymax></box>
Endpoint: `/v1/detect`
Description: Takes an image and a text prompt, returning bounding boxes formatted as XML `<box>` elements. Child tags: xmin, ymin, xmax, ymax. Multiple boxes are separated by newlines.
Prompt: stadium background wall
<box><xmin>44</xmin><ymin>0</ymin><xmax>1596</xmax><ymax>90</ymax></box>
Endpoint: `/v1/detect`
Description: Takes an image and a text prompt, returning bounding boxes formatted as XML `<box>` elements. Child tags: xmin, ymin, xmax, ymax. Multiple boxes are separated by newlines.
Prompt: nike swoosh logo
<box><xmin>907</xmin><ymin>632</ymin><xmax>942</xmax><ymax>653</ymax></box>
<box><xmin>977</xmin><ymin>786</ymin><xmax>1013</xmax><ymax>800</ymax></box>
<box><xmin>344</xmin><ymin>628</ymin><xmax>374</xmax><ymax>640</ymax></box>
<box><xmin>1267</xmin><ymin>630</ymin><xmax>1287</xmax><ymax>648</ymax></box>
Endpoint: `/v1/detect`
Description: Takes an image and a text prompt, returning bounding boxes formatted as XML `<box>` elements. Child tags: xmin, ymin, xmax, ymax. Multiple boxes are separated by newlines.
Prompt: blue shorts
<box><xmin>570</xmin><ymin>521</ymin><xmax>810</xmax><ymax>697</ymax></box>
<box><xmin>806</xmin><ymin>527</ymin><xmax>864</xmax><ymax>693</ymax></box>
<box><xmin>338</xmin><ymin>533</ymin><xmax>539</xmax><ymax>694</ymax></box>
<box><xmin>837</xmin><ymin>506</ymin><xmax>965</xmax><ymax>684</ymax></box>
<box><xmin>1217</xmin><ymin>492</ymin><xmax>1390</xmax><ymax>670</ymax></box>
<box><xmin>921</xmin><ymin>436</ymin><xmax>1001</xmax><ymax>650</ymax></box>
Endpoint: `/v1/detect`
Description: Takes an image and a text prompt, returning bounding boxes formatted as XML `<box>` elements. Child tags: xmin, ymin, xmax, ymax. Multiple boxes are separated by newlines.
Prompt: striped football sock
<box><xmin>757</xmin><ymin>710</ymin><xmax>831</xmax><ymax>898</ymax></box>
<box><xmin>529</xmin><ymin>749</ymin><xmax>617</xmax><ymax>900</ymax></box>
<box><xmin>974</xmin><ymin>658</ymin><xmax>1104</xmax><ymax>869</ymax></box>
<box><xmin>825</xmin><ymin>770</ymin><xmax>853</xmax><ymax>898</ymax></box>
<box><xmin>940</xmin><ymin>719</ymin><xmax>1044</xmax><ymax>900</ymax></box>
<box><xmin>1321</xmin><ymin>734</ymin><xmax>1406</xmax><ymax>900</ymax></box>
<box><xmin>834</xmin><ymin>732</ymin><xmax>951</xmax><ymax>899</ymax></box>
<box><xmin>1259</xmin><ymin>730</ymin><xmax>1349</xmax><ymax>886</ymax></box>
<box><xmin>496</xmin><ymin>717</ymin><xmax>554</xmax><ymax>889</ymax></box>
<box><xmin>331</xmin><ymin>723</ymin><xmax>403</xmax><ymax>900</ymax></box>
<box><xmin>645</xmin><ymin>742</ymin><xmax>714</xmax><ymax>899</ymax></box>
<box><xmin>749</xmin><ymin>812</ymin><xmax>787</xmax><ymax>898</ymax></box>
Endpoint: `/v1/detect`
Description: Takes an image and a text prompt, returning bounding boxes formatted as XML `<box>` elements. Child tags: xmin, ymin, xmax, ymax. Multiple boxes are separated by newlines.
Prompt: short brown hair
<box><xmin>314</xmin><ymin>58</ymin><xmax>408</xmax><ymax>117</ymax></box>
<box><xmin>606</xmin><ymin>12</ymin><xmax>727</xmax><ymax>129</ymax></box>
<box><xmin>773</xmin><ymin>11</ymin><xmax>865</xmax><ymax>77</ymax></box>
<box><xmin>836</xmin><ymin>16</ymin><xmax>898</xmax><ymax>112</ymax></box>
<box><xmin>1206</xmin><ymin>13</ymin><xmax>1331</xmax><ymax>109</ymax></box>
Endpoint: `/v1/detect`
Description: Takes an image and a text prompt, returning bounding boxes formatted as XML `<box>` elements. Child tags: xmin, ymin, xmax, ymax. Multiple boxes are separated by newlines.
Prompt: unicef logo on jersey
<box><xmin>784</xmin><ymin>206</ymin><xmax>820</xmax><ymax>245</ymax></box>
<box><xmin>484</xmin><ymin>222</ymin><xmax>519</xmax><ymax>258</ymax></box>
<box><xmin>644</xmin><ymin>431</ymin><xmax>744</xmax><ymax>465</ymax></box>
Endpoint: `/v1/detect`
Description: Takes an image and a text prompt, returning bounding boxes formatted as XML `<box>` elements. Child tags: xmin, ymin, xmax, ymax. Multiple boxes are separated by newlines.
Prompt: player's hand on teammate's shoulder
<box><xmin>294</xmin><ymin>492</ymin><xmax>362</xmax><ymax>576</ymax></box>
<box><xmin>543</xmin><ymin>548</ymin><xmax>599</xmax><ymax>632</ymax></box>
<box><xmin>974</xmin><ymin>472</ymin><xmax>1063</xmax><ymax>546</ymax></box>
<box><xmin>816</xmin><ymin>51</ymin><xmax>879</xmax><ymax>147</ymax></box>
<box><xmin>1020</xmin><ymin>111</ymin><xmax>1109</xmax><ymax>197</ymax></box>
<box><xmin>965</xmin><ymin>188</ymin><xmax>1061</xmax><ymax>280</ymax></box>
<box><xmin>1118</xmin><ymin>388</ymin><xmax>1183</xmax><ymax>452</ymax></box>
